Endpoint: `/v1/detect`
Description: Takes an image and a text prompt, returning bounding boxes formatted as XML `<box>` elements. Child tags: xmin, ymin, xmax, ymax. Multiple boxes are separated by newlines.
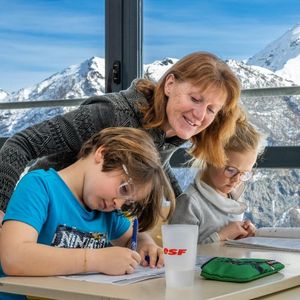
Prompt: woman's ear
<box><xmin>164</xmin><ymin>73</ymin><xmax>175</xmax><ymax>96</ymax></box>
<box><xmin>94</xmin><ymin>146</ymin><xmax>105</xmax><ymax>164</ymax></box>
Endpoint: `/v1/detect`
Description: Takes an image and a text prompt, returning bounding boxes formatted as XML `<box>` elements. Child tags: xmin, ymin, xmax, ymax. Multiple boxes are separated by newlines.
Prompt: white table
<box><xmin>0</xmin><ymin>243</ymin><xmax>299</xmax><ymax>300</ymax></box>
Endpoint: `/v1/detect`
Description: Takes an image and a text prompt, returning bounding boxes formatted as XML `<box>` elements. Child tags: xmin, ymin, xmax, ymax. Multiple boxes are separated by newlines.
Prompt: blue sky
<box><xmin>1</xmin><ymin>0</ymin><xmax>300</xmax><ymax>92</ymax></box>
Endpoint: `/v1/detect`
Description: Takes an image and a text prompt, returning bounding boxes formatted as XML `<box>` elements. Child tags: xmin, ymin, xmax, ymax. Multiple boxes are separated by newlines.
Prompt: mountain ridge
<box><xmin>0</xmin><ymin>89</ymin><xmax>9</xmax><ymax>101</ymax></box>
<box><xmin>247</xmin><ymin>23</ymin><xmax>300</xmax><ymax>84</ymax></box>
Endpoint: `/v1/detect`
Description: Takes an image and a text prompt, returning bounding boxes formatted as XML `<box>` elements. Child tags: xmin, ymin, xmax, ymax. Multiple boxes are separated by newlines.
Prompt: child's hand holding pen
<box><xmin>94</xmin><ymin>247</ymin><xmax>141</xmax><ymax>275</ymax></box>
<box><xmin>131</xmin><ymin>217</ymin><xmax>164</xmax><ymax>268</ymax></box>
<box><xmin>139</xmin><ymin>242</ymin><xmax>164</xmax><ymax>268</ymax></box>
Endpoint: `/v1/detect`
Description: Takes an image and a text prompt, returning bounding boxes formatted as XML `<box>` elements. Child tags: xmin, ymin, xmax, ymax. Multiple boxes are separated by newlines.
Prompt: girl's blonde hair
<box><xmin>224</xmin><ymin>109</ymin><xmax>264</xmax><ymax>157</ymax></box>
<box><xmin>198</xmin><ymin>109</ymin><xmax>264</xmax><ymax>171</ymax></box>
<box><xmin>78</xmin><ymin>127</ymin><xmax>175</xmax><ymax>231</ymax></box>
<box><xmin>137</xmin><ymin>51</ymin><xmax>241</xmax><ymax>167</ymax></box>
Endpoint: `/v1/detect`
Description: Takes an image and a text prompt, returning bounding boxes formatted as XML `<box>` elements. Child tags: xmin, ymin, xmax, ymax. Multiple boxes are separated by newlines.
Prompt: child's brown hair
<box><xmin>78</xmin><ymin>127</ymin><xmax>175</xmax><ymax>231</ymax></box>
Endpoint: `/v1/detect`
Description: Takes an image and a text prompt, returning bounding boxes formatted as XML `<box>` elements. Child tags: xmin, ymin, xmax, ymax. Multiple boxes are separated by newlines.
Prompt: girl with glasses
<box><xmin>170</xmin><ymin>110</ymin><xmax>264</xmax><ymax>244</ymax></box>
<box><xmin>0</xmin><ymin>127</ymin><xmax>175</xmax><ymax>300</ymax></box>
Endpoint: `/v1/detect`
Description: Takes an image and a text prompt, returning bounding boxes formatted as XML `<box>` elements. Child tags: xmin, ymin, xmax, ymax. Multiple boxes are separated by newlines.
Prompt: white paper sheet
<box><xmin>255</xmin><ymin>227</ymin><xmax>300</xmax><ymax>239</ymax></box>
<box><xmin>59</xmin><ymin>255</ymin><xmax>212</xmax><ymax>285</ymax></box>
<box><xmin>60</xmin><ymin>265</ymin><xmax>165</xmax><ymax>285</ymax></box>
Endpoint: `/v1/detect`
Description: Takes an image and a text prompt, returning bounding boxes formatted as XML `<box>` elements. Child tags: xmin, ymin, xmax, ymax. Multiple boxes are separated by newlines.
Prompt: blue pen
<box><xmin>131</xmin><ymin>217</ymin><xmax>151</xmax><ymax>264</ymax></box>
<box><xmin>145</xmin><ymin>255</ymin><xmax>150</xmax><ymax>264</ymax></box>
<box><xmin>131</xmin><ymin>217</ymin><xmax>138</xmax><ymax>251</ymax></box>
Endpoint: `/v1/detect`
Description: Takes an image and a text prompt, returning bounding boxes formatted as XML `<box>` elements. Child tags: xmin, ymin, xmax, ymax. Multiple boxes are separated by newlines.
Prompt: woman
<box><xmin>0</xmin><ymin>51</ymin><xmax>241</xmax><ymax>220</ymax></box>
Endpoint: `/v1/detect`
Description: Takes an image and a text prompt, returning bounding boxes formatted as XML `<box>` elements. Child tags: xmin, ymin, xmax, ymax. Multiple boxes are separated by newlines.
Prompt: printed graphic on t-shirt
<box><xmin>51</xmin><ymin>224</ymin><xmax>108</xmax><ymax>249</ymax></box>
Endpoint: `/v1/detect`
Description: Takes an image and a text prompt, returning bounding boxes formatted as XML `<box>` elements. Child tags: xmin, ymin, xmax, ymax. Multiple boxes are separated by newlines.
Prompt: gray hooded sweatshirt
<box><xmin>170</xmin><ymin>171</ymin><xmax>246</xmax><ymax>244</ymax></box>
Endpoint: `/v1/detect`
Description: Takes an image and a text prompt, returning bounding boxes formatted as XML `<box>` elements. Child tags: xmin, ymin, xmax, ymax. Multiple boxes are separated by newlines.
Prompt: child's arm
<box><xmin>0</xmin><ymin>221</ymin><xmax>141</xmax><ymax>276</ymax></box>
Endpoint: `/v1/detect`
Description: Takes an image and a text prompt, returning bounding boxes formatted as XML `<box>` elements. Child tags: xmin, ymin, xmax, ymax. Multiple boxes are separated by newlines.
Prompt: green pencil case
<box><xmin>201</xmin><ymin>257</ymin><xmax>285</xmax><ymax>283</ymax></box>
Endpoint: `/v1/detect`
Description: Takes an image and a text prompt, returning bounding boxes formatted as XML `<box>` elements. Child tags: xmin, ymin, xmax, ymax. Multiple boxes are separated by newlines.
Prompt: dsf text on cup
<box><xmin>163</xmin><ymin>248</ymin><xmax>187</xmax><ymax>255</ymax></box>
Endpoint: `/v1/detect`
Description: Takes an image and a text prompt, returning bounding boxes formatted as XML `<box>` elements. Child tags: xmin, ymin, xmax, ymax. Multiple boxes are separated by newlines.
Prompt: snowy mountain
<box><xmin>226</xmin><ymin>60</ymin><xmax>295</xmax><ymax>89</ymax></box>
<box><xmin>226</xmin><ymin>60</ymin><xmax>299</xmax><ymax>147</ymax></box>
<box><xmin>144</xmin><ymin>57</ymin><xmax>179</xmax><ymax>81</ymax></box>
<box><xmin>247</xmin><ymin>24</ymin><xmax>300</xmax><ymax>84</ymax></box>
<box><xmin>0</xmin><ymin>57</ymin><xmax>105</xmax><ymax>136</ymax></box>
<box><xmin>6</xmin><ymin>56</ymin><xmax>105</xmax><ymax>102</ymax></box>
<box><xmin>0</xmin><ymin>88</ymin><xmax>9</xmax><ymax>101</ymax></box>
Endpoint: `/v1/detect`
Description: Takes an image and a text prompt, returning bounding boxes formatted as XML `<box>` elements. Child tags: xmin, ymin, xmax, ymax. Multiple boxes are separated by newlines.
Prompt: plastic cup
<box><xmin>162</xmin><ymin>224</ymin><xmax>198</xmax><ymax>288</ymax></box>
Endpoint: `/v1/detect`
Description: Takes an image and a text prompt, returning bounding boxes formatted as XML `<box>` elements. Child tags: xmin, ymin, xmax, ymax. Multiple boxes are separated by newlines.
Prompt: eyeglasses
<box><xmin>118</xmin><ymin>165</ymin><xmax>136</xmax><ymax>205</ymax></box>
<box><xmin>223</xmin><ymin>166</ymin><xmax>253</xmax><ymax>182</ymax></box>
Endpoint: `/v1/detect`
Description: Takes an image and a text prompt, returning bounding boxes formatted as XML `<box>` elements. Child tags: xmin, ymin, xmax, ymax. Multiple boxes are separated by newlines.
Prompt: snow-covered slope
<box><xmin>227</xmin><ymin>60</ymin><xmax>295</xmax><ymax>88</ymax></box>
<box><xmin>226</xmin><ymin>59</ymin><xmax>299</xmax><ymax>147</ymax></box>
<box><xmin>144</xmin><ymin>58</ymin><xmax>179</xmax><ymax>81</ymax></box>
<box><xmin>0</xmin><ymin>57</ymin><xmax>105</xmax><ymax>136</ymax></box>
<box><xmin>0</xmin><ymin>89</ymin><xmax>9</xmax><ymax>101</ymax></box>
<box><xmin>247</xmin><ymin>24</ymin><xmax>300</xmax><ymax>84</ymax></box>
<box><xmin>7</xmin><ymin>56</ymin><xmax>105</xmax><ymax>102</ymax></box>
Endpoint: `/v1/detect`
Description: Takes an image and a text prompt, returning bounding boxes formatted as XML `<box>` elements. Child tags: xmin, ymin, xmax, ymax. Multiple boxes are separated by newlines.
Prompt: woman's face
<box><xmin>204</xmin><ymin>150</ymin><xmax>258</xmax><ymax>196</ymax></box>
<box><xmin>163</xmin><ymin>74</ymin><xmax>226</xmax><ymax>139</ymax></box>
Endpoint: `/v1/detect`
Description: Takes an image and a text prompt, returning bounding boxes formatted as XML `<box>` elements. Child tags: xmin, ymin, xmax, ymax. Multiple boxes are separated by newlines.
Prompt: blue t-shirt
<box><xmin>1</xmin><ymin>168</ymin><xmax>130</xmax><ymax>300</ymax></box>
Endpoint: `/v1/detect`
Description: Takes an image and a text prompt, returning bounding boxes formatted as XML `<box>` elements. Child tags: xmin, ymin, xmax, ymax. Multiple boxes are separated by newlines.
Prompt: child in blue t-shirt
<box><xmin>0</xmin><ymin>127</ymin><xmax>175</xmax><ymax>300</ymax></box>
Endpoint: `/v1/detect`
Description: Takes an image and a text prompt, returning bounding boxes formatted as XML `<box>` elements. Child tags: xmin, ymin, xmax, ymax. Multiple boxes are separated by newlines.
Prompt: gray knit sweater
<box><xmin>170</xmin><ymin>171</ymin><xmax>246</xmax><ymax>244</ymax></box>
<box><xmin>0</xmin><ymin>80</ymin><xmax>185</xmax><ymax>211</ymax></box>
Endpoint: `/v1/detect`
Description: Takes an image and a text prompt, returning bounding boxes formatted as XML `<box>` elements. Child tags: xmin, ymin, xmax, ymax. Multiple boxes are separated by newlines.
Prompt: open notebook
<box><xmin>225</xmin><ymin>227</ymin><xmax>300</xmax><ymax>252</ymax></box>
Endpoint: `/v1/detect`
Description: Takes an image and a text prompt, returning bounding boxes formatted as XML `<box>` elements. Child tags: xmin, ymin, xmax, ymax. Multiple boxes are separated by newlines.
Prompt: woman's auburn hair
<box><xmin>78</xmin><ymin>127</ymin><xmax>175</xmax><ymax>231</ymax></box>
<box><xmin>137</xmin><ymin>51</ymin><xmax>241</xmax><ymax>167</ymax></box>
